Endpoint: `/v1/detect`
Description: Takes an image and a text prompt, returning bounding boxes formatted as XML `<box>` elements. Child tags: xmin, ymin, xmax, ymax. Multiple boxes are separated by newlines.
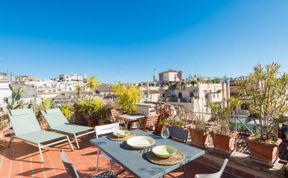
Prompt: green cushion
<box><xmin>41</xmin><ymin>108</ymin><xmax>69</xmax><ymax>128</ymax></box>
<box><xmin>52</xmin><ymin>125</ymin><xmax>94</xmax><ymax>134</ymax></box>
<box><xmin>9</xmin><ymin>109</ymin><xmax>41</xmax><ymax>136</ymax></box>
<box><xmin>17</xmin><ymin>130</ymin><xmax>65</xmax><ymax>144</ymax></box>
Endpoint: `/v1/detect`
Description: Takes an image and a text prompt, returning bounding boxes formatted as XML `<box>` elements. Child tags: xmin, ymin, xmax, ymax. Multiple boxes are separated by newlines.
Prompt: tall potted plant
<box><xmin>112</xmin><ymin>82</ymin><xmax>141</xmax><ymax>113</ymax></box>
<box><xmin>209</xmin><ymin>97</ymin><xmax>241</xmax><ymax>154</ymax></box>
<box><xmin>239</xmin><ymin>62</ymin><xmax>287</xmax><ymax>165</ymax></box>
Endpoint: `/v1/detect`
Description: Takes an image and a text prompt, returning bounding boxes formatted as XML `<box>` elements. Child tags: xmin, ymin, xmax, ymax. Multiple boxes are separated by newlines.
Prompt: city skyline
<box><xmin>0</xmin><ymin>0</ymin><xmax>288</xmax><ymax>83</ymax></box>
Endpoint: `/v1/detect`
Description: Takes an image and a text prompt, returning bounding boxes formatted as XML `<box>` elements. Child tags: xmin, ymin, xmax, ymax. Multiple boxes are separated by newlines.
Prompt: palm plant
<box><xmin>75</xmin><ymin>84</ymin><xmax>81</xmax><ymax>98</ymax></box>
<box><xmin>85</xmin><ymin>76</ymin><xmax>99</xmax><ymax>96</ymax></box>
<box><xmin>209</xmin><ymin>102</ymin><xmax>231</xmax><ymax>135</ymax></box>
<box><xmin>209</xmin><ymin>97</ymin><xmax>242</xmax><ymax>136</ymax></box>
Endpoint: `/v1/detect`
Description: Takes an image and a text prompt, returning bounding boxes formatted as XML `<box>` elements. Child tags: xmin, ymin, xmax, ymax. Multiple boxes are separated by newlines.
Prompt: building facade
<box><xmin>162</xmin><ymin>81</ymin><xmax>230</xmax><ymax>121</ymax></box>
<box><xmin>59</xmin><ymin>74</ymin><xmax>85</xmax><ymax>82</ymax></box>
<box><xmin>159</xmin><ymin>70</ymin><xmax>182</xmax><ymax>83</ymax></box>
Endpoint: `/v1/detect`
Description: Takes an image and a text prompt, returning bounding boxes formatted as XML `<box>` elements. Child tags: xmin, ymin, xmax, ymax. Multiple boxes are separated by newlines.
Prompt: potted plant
<box><xmin>169</xmin><ymin>118</ymin><xmax>185</xmax><ymax>127</ymax></box>
<box><xmin>189</xmin><ymin>116</ymin><xmax>207</xmax><ymax>148</ymax></box>
<box><xmin>168</xmin><ymin>117</ymin><xmax>189</xmax><ymax>141</ymax></box>
<box><xmin>112</xmin><ymin>82</ymin><xmax>141</xmax><ymax>114</ymax></box>
<box><xmin>155</xmin><ymin>103</ymin><xmax>171</xmax><ymax>135</ymax></box>
<box><xmin>158</xmin><ymin>116</ymin><xmax>189</xmax><ymax>142</ymax></box>
<box><xmin>73</xmin><ymin>102</ymin><xmax>87</xmax><ymax>125</ymax></box>
<box><xmin>209</xmin><ymin>97</ymin><xmax>241</xmax><ymax>154</ymax></box>
<box><xmin>85</xmin><ymin>76</ymin><xmax>99</xmax><ymax>96</ymax></box>
<box><xmin>32</xmin><ymin>98</ymin><xmax>53</xmax><ymax>129</ymax></box>
<box><xmin>60</xmin><ymin>102</ymin><xmax>72</xmax><ymax>121</ymax></box>
<box><xmin>98</xmin><ymin>118</ymin><xmax>108</xmax><ymax>125</ymax></box>
<box><xmin>102</xmin><ymin>101</ymin><xmax>115</xmax><ymax>123</ymax></box>
<box><xmin>95</xmin><ymin>103</ymin><xmax>112</xmax><ymax>125</ymax></box>
<box><xmin>0</xmin><ymin>113</ymin><xmax>7</xmax><ymax>151</ymax></box>
<box><xmin>239</xmin><ymin>63</ymin><xmax>287</xmax><ymax>165</ymax></box>
<box><xmin>78</xmin><ymin>97</ymin><xmax>103</xmax><ymax>126</ymax></box>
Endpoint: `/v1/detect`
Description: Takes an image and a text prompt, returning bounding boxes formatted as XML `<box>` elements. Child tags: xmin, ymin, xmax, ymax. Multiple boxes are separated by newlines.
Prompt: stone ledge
<box><xmin>196</xmin><ymin>150</ymin><xmax>284</xmax><ymax>178</ymax></box>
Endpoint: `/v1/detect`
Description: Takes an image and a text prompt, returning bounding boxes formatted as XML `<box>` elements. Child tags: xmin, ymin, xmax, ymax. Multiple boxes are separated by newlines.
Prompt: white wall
<box><xmin>169</xmin><ymin>82</ymin><xmax>229</xmax><ymax>120</ymax></box>
<box><xmin>0</xmin><ymin>81</ymin><xmax>12</xmax><ymax>107</ymax></box>
<box><xmin>163</xmin><ymin>72</ymin><xmax>180</xmax><ymax>82</ymax></box>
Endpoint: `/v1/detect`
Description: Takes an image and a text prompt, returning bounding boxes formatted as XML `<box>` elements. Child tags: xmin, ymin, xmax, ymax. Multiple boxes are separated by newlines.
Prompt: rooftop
<box><xmin>0</xmin><ymin>136</ymin><xmax>234</xmax><ymax>178</ymax></box>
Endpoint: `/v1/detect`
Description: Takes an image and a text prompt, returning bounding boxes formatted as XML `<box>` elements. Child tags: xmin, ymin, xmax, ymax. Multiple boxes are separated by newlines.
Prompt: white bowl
<box><xmin>126</xmin><ymin>136</ymin><xmax>156</xmax><ymax>149</ymax></box>
<box><xmin>152</xmin><ymin>145</ymin><xmax>177</xmax><ymax>158</ymax></box>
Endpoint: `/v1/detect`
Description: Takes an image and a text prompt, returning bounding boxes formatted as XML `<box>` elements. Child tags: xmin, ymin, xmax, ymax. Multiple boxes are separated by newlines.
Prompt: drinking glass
<box><xmin>161</xmin><ymin>126</ymin><xmax>170</xmax><ymax>145</ymax></box>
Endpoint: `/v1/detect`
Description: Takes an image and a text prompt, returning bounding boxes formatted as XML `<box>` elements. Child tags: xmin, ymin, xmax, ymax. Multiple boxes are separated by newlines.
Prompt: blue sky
<box><xmin>0</xmin><ymin>0</ymin><xmax>288</xmax><ymax>83</ymax></box>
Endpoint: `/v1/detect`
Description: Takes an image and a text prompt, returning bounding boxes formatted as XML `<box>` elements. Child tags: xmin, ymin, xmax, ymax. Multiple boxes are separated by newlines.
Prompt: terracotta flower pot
<box><xmin>74</xmin><ymin>111</ymin><xmax>87</xmax><ymax>125</ymax></box>
<box><xmin>0</xmin><ymin>130</ymin><xmax>4</xmax><ymax>138</ymax></box>
<box><xmin>189</xmin><ymin>128</ymin><xmax>207</xmax><ymax>148</ymax></box>
<box><xmin>87</xmin><ymin>118</ymin><xmax>97</xmax><ymax>127</ymax></box>
<box><xmin>248</xmin><ymin>138</ymin><xmax>281</xmax><ymax>165</ymax></box>
<box><xmin>155</xmin><ymin>124</ymin><xmax>164</xmax><ymax>135</ymax></box>
<box><xmin>212</xmin><ymin>133</ymin><xmax>235</xmax><ymax>154</ymax></box>
<box><xmin>0</xmin><ymin>131</ymin><xmax>6</xmax><ymax>151</ymax></box>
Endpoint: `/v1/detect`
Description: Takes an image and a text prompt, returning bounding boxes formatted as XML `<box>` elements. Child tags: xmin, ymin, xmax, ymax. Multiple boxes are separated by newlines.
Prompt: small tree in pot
<box><xmin>209</xmin><ymin>97</ymin><xmax>241</xmax><ymax>154</ymax></box>
<box><xmin>238</xmin><ymin>62</ymin><xmax>287</xmax><ymax>165</ymax></box>
<box><xmin>112</xmin><ymin>82</ymin><xmax>141</xmax><ymax>114</ymax></box>
<box><xmin>85</xmin><ymin>76</ymin><xmax>99</xmax><ymax>96</ymax></box>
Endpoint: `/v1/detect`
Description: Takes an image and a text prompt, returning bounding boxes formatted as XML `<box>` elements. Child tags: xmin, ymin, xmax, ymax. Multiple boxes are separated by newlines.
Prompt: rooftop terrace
<box><xmin>0</xmin><ymin>135</ymin><xmax>235</xmax><ymax>178</ymax></box>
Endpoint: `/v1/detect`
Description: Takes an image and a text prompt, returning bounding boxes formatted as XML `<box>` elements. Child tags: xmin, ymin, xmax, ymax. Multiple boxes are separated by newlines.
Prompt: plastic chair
<box><xmin>94</xmin><ymin>123</ymin><xmax>120</xmax><ymax>173</ymax></box>
<box><xmin>194</xmin><ymin>159</ymin><xmax>228</xmax><ymax>178</ymax></box>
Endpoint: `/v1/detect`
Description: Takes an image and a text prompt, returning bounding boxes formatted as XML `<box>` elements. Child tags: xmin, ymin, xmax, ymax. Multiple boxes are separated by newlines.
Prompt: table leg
<box><xmin>125</xmin><ymin>121</ymin><xmax>129</xmax><ymax>130</ymax></box>
<box><xmin>115</xmin><ymin>167</ymin><xmax>126</xmax><ymax>176</ymax></box>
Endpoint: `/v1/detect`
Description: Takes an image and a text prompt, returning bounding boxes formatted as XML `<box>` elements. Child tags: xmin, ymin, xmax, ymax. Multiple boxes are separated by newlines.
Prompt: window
<box><xmin>189</xmin><ymin>92</ymin><xmax>194</xmax><ymax>97</ymax></box>
<box><xmin>241</xmin><ymin>103</ymin><xmax>249</xmax><ymax>110</ymax></box>
<box><xmin>178</xmin><ymin>92</ymin><xmax>183</xmax><ymax>99</ymax></box>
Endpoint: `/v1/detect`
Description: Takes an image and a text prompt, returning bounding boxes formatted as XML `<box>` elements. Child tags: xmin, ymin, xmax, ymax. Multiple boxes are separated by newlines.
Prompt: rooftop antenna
<box><xmin>153</xmin><ymin>68</ymin><xmax>157</xmax><ymax>82</ymax></box>
<box><xmin>10</xmin><ymin>72</ymin><xmax>12</xmax><ymax>82</ymax></box>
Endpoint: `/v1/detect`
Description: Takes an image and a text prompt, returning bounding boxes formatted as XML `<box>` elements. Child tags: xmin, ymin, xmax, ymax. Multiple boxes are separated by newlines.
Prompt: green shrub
<box><xmin>112</xmin><ymin>83</ymin><xmax>141</xmax><ymax>113</ymax></box>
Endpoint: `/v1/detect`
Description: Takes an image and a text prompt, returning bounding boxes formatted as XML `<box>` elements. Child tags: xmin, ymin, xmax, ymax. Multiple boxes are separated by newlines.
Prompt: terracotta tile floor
<box><xmin>0</xmin><ymin>135</ymin><xmax>233</xmax><ymax>178</ymax></box>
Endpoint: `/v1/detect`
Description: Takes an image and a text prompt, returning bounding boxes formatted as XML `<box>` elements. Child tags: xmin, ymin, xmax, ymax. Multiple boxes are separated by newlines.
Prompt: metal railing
<box><xmin>170</xmin><ymin>105</ymin><xmax>255</xmax><ymax>134</ymax></box>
